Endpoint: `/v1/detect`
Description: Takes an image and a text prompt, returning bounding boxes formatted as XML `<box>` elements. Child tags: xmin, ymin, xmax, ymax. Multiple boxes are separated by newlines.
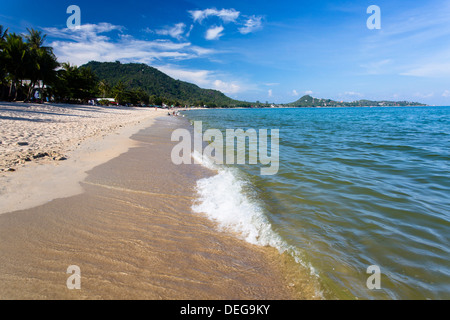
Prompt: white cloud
<box><xmin>401</xmin><ymin>62</ymin><xmax>450</xmax><ymax>77</ymax></box>
<box><xmin>304</xmin><ymin>90</ymin><xmax>313</xmax><ymax>95</ymax></box>
<box><xmin>45</xmin><ymin>23</ymin><xmax>213</xmax><ymax>66</ymax></box>
<box><xmin>186</xmin><ymin>24</ymin><xmax>194</xmax><ymax>37</ymax></box>
<box><xmin>189</xmin><ymin>8</ymin><xmax>240</xmax><ymax>23</ymax></box>
<box><xmin>213</xmin><ymin>80</ymin><xmax>241</xmax><ymax>94</ymax></box>
<box><xmin>190</xmin><ymin>46</ymin><xmax>216</xmax><ymax>56</ymax></box>
<box><xmin>443</xmin><ymin>90</ymin><xmax>450</xmax><ymax>97</ymax></box>
<box><xmin>414</xmin><ymin>92</ymin><xmax>435</xmax><ymax>98</ymax></box>
<box><xmin>360</xmin><ymin>59</ymin><xmax>392</xmax><ymax>75</ymax></box>
<box><xmin>156</xmin><ymin>65</ymin><xmax>244</xmax><ymax>94</ymax></box>
<box><xmin>268</xmin><ymin>89</ymin><xmax>273</xmax><ymax>97</ymax></box>
<box><xmin>205</xmin><ymin>25</ymin><xmax>224</xmax><ymax>40</ymax></box>
<box><xmin>360</xmin><ymin>3</ymin><xmax>450</xmax><ymax>78</ymax></box>
<box><xmin>292</xmin><ymin>90</ymin><xmax>299</xmax><ymax>96</ymax></box>
<box><xmin>51</xmin><ymin>39</ymin><xmax>193</xmax><ymax>66</ymax></box>
<box><xmin>344</xmin><ymin>91</ymin><xmax>363</xmax><ymax>97</ymax></box>
<box><xmin>157</xmin><ymin>65</ymin><xmax>212</xmax><ymax>87</ymax></box>
<box><xmin>44</xmin><ymin>23</ymin><xmax>123</xmax><ymax>42</ymax></box>
<box><xmin>239</xmin><ymin>15</ymin><xmax>263</xmax><ymax>34</ymax></box>
<box><xmin>154</xmin><ymin>23</ymin><xmax>186</xmax><ymax>40</ymax></box>
<box><xmin>189</xmin><ymin>8</ymin><xmax>263</xmax><ymax>38</ymax></box>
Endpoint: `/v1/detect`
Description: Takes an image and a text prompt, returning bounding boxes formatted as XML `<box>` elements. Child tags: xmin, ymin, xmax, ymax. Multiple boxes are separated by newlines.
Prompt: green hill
<box><xmin>287</xmin><ymin>95</ymin><xmax>426</xmax><ymax>107</ymax></box>
<box><xmin>81</xmin><ymin>61</ymin><xmax>239</xmax><ymax>107</ymax></box>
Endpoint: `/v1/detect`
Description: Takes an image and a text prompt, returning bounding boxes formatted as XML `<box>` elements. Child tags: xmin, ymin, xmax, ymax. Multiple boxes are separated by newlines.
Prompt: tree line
<box><xmin>0</xmin><ymin>25</ymin><xmax>165</xmax><ymax>106</ymax></box>
<box><xmin>0</xmin><ymin>25</ymin><xmax>255</xmax><ymax>107</ymax></box>
<box><xmin>0</xmin><ymin>25</ymin><xmax>101</xmax><ymax>103</ymax></box>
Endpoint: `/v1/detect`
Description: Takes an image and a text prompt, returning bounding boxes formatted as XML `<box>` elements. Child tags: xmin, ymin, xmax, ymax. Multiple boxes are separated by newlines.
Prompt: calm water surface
<box><xmin>183</xmin><ymin>106</ymin><xmax>450</xmax><ymax>299</ymax></box>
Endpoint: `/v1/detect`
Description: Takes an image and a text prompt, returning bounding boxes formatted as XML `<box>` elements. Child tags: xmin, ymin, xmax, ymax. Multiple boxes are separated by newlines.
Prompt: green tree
<box><xmin>98</xmin><ymin>80</ymin><xmax>110</xmax><ymax>98</ymax></box>
<box><xmin>3</xmin><ymin>33</ymin><xmax>29</xmax><ymax>100</ymax></box>
<box><xmin>0</xmin><ymin>25</ymin><xmax>9</xmax><ymax>98</ymax></box>
<box><xmin>24</xmin><ymin>28</ymin><xmax>58</xmax><ymax>100</ymax></box>
<box><xmin>36</xmin><ymin>48</ymin><xmax>59</xmax><ymax>97</ymax></box>
<box><xmin>112</xmin><ymin>81</ymin><xmax>126</xmax><ymax>104</ymax></box>
<box><xmin>77</xmin><ymin>67</ymin><xmax>98</xmax><ymax>101</ymax></box>
<box><xmin>52</xmin><ymin>63</ymin><xmax>98</xmax><ymax>103</ymax></box>
<box><xmin>152</xmin><ymin>96</ymin><xmax>163</xmax><ymax>106</ymax></box>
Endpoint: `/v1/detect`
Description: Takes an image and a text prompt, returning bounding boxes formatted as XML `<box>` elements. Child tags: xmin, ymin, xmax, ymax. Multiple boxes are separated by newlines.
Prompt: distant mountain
<box><xmin>287</xmin><ymin>95</ymin><xmax>427</xmax><ymax>107</ymax></box>
<box><xmin>81</xmin><ymin>61</ymin><xmax>240</xmax><ymax>107</ymax></box>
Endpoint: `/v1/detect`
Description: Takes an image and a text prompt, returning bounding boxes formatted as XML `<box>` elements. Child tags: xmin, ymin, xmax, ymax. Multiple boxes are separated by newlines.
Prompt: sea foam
<box><xmin>191</xmin><ymin>150</ymin><xmax>317</xmax><ymax>277</ymax></box>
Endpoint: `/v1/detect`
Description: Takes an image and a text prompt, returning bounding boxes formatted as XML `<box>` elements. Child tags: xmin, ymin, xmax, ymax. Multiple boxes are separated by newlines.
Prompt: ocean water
<box><xmin>182</xmin><ymin>106</ymin><xmax>450</xmax><ymax>300</ymax></box>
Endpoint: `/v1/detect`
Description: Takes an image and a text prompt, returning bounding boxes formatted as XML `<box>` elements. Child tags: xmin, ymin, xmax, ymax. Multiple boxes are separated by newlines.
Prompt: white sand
<box><xmin>0</xmin><ymin>102</ymin><xmax>166</xmax><ymax>214</ymax></box>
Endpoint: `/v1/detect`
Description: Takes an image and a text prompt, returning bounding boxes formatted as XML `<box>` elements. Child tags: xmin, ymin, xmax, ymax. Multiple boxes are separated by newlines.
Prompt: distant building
<box><xmin>96</xmin><ymin>98</ymin><xmax>115</xmax><ymax>102</ymax></box>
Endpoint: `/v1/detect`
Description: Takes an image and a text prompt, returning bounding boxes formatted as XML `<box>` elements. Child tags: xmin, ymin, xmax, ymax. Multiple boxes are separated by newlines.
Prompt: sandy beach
<box><xmin>0</xmin><ymin>102</ymin><xmax>164</xmax><ymax>214</ymax></box>
<box><xmin>0</xmin><ymin>103</ymin><xmax>317</xmax><ymax>300</ymax></box>
<box><xmin>0</xmin><ymin>102</ymin><xmax>160</xmax><ymax>172</ymax></box>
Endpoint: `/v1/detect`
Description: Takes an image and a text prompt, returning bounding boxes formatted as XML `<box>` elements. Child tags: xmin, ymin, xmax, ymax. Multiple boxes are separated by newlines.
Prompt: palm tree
<box><xmin>0</xmin><ymin>25</ymin><xmax>7</xmax><ymax>40</ymax></box>
<box><xmin>0</xmin><ymin>25</ymin><xmax>8</xmax><ymax>99</ymax></box>
<box><xmin>52</xmin><ymin>63</ymin><xmax>98</xmax><ymax>103</ymax></box>
<box><xmin>53</xmin><ymin>62</ymin><xmax>78</xmax><ymax>101</ymax></box>
<box><xmin>25</xmin><ymin>28</ymin><xmax>47</xmax><ymax>50</ymax></box>
<box><xmin>3</xmin><ymin>33</ymin><xmax>28</xmax><ymax>100</ymax></box>
<box><xmin>0</xmin><ymin>26</ymin><xmax>9</xmax><ymax>91</ymax></box>
<box><xmin>112</xmin><ymin>81</ymin><xmax>126</xmax><ymax>104</ymax></box>
<box><xmin>24</xmin><ymin>28</ymin><xmax>58</xmax><ymax>100</ymax></box>
<box><xmin>35</xmin><ymin>48</ymin><xmax>59</xmax><ymax>99</ymax></box>
<box><xmin>98</xmin><ymin>80</ymin><xmax>110</xmax><ymax>98</ymax></box>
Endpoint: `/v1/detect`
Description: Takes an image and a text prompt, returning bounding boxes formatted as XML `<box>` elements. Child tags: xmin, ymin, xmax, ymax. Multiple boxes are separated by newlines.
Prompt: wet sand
<box><xmin>0</xmin><ymin>116</ymin><xmax>317</xmax><ymax>300</ymax></box>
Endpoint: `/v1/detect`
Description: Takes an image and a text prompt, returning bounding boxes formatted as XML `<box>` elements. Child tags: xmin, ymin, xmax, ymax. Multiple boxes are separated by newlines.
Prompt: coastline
<box><xmin>0</xmin><ymin>107</ymin><xmax>317</xmax><ymax>300</ymax></box>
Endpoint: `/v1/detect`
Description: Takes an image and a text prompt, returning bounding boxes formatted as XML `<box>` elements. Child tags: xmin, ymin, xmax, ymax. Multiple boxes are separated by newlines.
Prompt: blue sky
<box><xmin>1</xmin><ymin>0</ymin><xmax>450</xmax><ymax>105</ymax></box>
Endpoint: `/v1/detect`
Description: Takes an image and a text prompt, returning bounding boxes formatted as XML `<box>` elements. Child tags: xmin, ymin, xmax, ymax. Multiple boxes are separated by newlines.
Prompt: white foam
<box><xmin>190</xmin><ymin>127</ymin><xmax>324</xmax><ymax>298</ymax></box>
<box><xmin>191</xmin><ymin>151</ymin><xmax>317</xmax><ymax>275</ymax></box>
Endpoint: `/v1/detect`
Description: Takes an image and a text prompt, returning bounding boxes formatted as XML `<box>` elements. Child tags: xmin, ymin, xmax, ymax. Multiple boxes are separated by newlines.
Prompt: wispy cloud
<box><xmin>154</xmin><ymin>23</ymin><xmax>186</xmax><ymax>40</ymax></box>
<box><xmin>400</xmin><ymin>59</ymin><xmax>450</xmax><ymax>77</ymax></box>
<box><xmin>360</xmin><ymin>1</ymin><xmax>450</xmax><ymax>78</ymax></box>
<box><xmin>156</xmin><ymin>64</ymin><xmax>245</xmax><ymax>94</ymax></box>
<box><xmin>239</xmin><ymin>15</ymin><xmax>263</xmax><ymax>34</ymax></box>
<box><xmin>344</xmin><ymin>91</ymin><xmax>363</xmax><ymax>97</ymax></box>
<box><xmin>186</xmin><ymin>24</ymin><xmax>194</xmax><ymax>37</ymax></box>
<box><xmin>189</xmin><ymin>7</ymin><xmax>263</xmax><ymax>39</ymax></box>
<box><xmin>189</xmin><ymin>8</ymin><xmax>240</xmax><ymax>23</ymax></box>
<box><xmin>156</xmin><ymin>65</ymin><xmax>211</xmax><ymax>87</ymax></box>
<box><xmin>44</xmin><ymin>23</ymin><xmax>213</xmax><ymax>66</ymax></box>
<box><xmin>414</xmin><ymin>92</ymin><xmax>435</xmax><ymax>99</ymax></box>
<box><xmin>213</xmin><ymin>80</ymin><xmax>241</xmax><ymax>94</ymax></box>
<box><xmin>205</xmin><ymin>25</ymin><xmax>224</xmax><ymax>40</ymax></box>
<box><xmin>44</xmin><ymin>23</ymin><xmax>123</xmax><ymax>42</ymax></box>
<box><xmin>360</xmin><ymin>59</ymin><xmax>392</xmax><ymax>75</ymax></box>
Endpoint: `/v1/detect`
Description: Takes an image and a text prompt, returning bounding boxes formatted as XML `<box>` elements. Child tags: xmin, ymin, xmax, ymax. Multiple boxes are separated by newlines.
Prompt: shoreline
<box><xmin>0</xmin><ymin>107</ymin><xmax>316</xmax><ymax>299</ymax></box>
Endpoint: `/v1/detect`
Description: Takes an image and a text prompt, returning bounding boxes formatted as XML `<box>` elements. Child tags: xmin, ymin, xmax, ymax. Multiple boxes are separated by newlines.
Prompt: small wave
<box><xmin>191</xmin><ymin>150</ymin><xmax>318</xmax><ymax>279</ymax></box>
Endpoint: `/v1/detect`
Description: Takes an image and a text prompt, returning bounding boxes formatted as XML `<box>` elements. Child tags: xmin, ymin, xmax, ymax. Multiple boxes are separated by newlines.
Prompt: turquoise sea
<box><xmin>182</xmin><ymin>106</ymin><xmax>450</xmax><ymax>300</ymax></box>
